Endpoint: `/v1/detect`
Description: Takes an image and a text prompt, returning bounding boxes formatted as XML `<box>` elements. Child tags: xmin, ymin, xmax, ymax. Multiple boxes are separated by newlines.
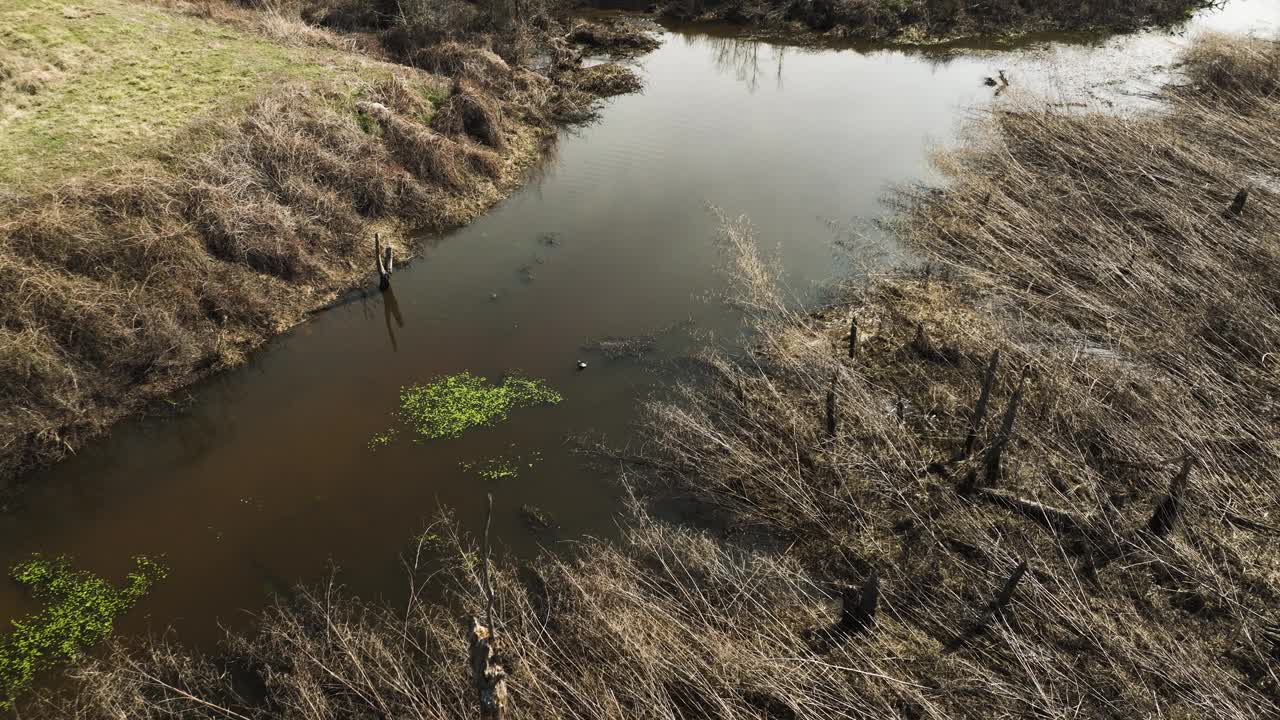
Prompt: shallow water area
<box><xmin>0</xmin><ymin>0</ymin><xmax>1275</xmax><ymax>663</ymax></box>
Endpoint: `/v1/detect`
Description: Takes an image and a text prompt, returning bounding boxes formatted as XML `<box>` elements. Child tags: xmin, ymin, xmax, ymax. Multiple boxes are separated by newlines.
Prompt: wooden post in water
<box><xmin>375</xmin><ymin>233</ymin><xmax>394</xmax><ymax>291</ymax></box>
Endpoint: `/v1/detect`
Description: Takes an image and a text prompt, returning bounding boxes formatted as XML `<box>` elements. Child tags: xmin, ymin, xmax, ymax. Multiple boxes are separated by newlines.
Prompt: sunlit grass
<box><xmin>0</xmin><ymin>0</ymin><xmax>393</xmax><ymax>186</ymax></box>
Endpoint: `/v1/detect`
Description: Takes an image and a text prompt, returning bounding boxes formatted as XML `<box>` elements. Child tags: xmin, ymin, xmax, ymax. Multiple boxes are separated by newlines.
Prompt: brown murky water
<box><xmin>1</xmin><ymin>0</ymin><xmax>1276</xmax><ymax>656</ymax></box>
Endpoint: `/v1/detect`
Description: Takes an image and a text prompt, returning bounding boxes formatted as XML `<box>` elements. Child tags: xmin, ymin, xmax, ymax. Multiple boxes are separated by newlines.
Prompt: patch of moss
<box><xmin>382</xmin><ymin>372</ymin><xmax>562</xmax><ymax>444</ymax></box>
<box><xmin>0</xmin><ymin>555</ymin><xmax>166</xmax><ymax>708</ymax></box>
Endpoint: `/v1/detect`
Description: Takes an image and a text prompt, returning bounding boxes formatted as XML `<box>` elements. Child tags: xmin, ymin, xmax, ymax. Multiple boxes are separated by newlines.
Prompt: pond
<box><xmin>0</xmin><ymin>0</ymin><xmax>1275</xmax><ymax>656</ymax></box>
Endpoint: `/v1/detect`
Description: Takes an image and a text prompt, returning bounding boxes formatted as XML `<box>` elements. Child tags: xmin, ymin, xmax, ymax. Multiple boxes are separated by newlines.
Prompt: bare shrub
<box><xmin>661</xmin><ymin>0</ymin><xmax>1213</xmax><ymax>39</ymax></box>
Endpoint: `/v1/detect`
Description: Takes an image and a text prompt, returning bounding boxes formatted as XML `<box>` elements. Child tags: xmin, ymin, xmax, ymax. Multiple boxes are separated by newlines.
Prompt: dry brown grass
<box><xmin>49</xmin><ymin>511</ymin><xmax>941</xmax><ymax>719</ymax></box>
<box><xmin>634</xmin><ymin>31</ymin><xmax>1280</xmax><ymax>718</ymax></box>
<box><xmin>565</xmin><ymin>18</ymin><xmax>662</xmax><ymax>57</ymax></box>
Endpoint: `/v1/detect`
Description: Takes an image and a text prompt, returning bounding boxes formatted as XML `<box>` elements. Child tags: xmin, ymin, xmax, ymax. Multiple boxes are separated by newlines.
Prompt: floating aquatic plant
<box><xmin>461</xmin><ymin>449</ymin><xmax>543</xmax><ymax>480</ymax></box>
<box><xmin>367</xmin><ymin>428</ymin><xmax>398</xmax><ymax>450</ymax></box>
<box><xmin>374</xmin><ymin>372</ymin><xmax>562</xmax><ymax>446</ymax></box>
<box><xmin>0</xmin><ymin>555</ymin><xmax>167</xmax><ymax>708</ymax></box>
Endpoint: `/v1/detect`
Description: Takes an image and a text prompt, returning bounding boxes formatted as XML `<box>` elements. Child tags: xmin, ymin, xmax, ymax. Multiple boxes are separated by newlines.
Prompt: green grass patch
<box><xmin>0</xmin><ymin>555</ymin><xmax>166</xmax><ymax>708</ymax></box>
<box><xmin>0</xmin><ymin>0</ymin><xmax>397</xmax><ymax>186</ymax></box>
<box><xmin>382</xmin><ymin>372</ymin><xmax>562</xmax><ymax>444</ymax></box>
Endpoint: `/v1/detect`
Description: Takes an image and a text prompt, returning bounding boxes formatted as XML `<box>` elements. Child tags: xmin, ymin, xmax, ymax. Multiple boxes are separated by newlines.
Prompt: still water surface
<box><xmin>1</xmin><ymin>0</ymin><xmax>1276</xmax><ymax>651</ymax></box>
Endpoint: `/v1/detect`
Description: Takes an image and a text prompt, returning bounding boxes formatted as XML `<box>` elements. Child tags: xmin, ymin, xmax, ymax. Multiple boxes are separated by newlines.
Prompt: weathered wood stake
<box><xmin>1147</xmin><ymin>456</ymin><xmax>1193</xmax><ymax>538</ymax></box>
<box><xmin>848</xmin><ymin>314</ymin><xmax>858</xmax><ymax>358</ymax></box>
<box><xmin>962</xmin><ymin>350</ymin><xmax>1000</xmax><ymax>459</ymax></box>
<box><xmin>1224</xmin><ymin>187</ymin><xmax>1249</xmax><ymax>218</ymax></box>
<box><xmin>840</xmin><ymin>569</ymin><xmax>879</xmax><ymax>632</ymax></box>
<box><xmin>825</xmin><ymin>371</ymin><xmax>838</xmax><ymax>438</ymax></box>
<box><xmin>993</xmin><ymin>560</ymin><xmax>1028</xmax><ymax>608</ymax></box>
<box><xmin>982</xmin><ymin>370</ymin><xmax>1026</xmax><ymax>487</ymax></box>
<box><xmin>375</xmin><ymin>233</ymin><xmax>393</xmax><ymax>291</ymax></box>
<box><xmin>911</xmin><ymin>323</ymin><xmax>940</xmax><ymax>361</ymax></box>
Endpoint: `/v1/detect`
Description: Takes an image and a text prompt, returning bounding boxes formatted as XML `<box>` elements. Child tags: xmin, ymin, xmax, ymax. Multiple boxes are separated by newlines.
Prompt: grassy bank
<box><xmin>660</xmin><ymin>0</ymin><xmax>1214</xmax><ymax>42</ymax></box>
<box><xmin>32</xmin><ymin>28</ymin><xmax>1279</xmax><ymax>720</ymax></box>
<box><xmin>0</xmin><ymin>0</ymin><xmax>648</xmax><ymax>492</ymax></box>
<box><xmin>0</xmin><ymin>0</ymin><xmax>391</xmax><ymax>187</ymax></box>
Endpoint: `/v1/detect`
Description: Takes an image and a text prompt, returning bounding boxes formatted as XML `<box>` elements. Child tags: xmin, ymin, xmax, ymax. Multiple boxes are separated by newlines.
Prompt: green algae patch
<box><xmin>384</xmin><ymin>373</ymin><xmax>562</xmax><ymax>444</ymax></box>
<box><xmin>367</xmin><ymin>428</ymin><xmax>398</xmax><ymax>450</ymax></box>
<box><xmin>461</xmin><ymin>449</ymin><xmax>543</xmax><ymax>480</ymax></box>
<box><xmin>0</xmin><ymin>555</ymin><xmax>166</xmax><ymax>708</ymax></box>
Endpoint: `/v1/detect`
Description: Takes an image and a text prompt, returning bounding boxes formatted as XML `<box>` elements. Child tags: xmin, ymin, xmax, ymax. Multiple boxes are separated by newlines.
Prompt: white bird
<box><xmin>577</xmin><ymin>361</ymin><xmax>588</xmax><ymax>370</ymax></box>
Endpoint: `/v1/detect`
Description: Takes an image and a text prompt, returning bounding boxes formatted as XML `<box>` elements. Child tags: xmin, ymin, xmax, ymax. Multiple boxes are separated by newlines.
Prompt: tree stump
<box><xmin>468</xmin><ymin>617</ymin><xmax>509</xmax><ymax>720</ymax></box>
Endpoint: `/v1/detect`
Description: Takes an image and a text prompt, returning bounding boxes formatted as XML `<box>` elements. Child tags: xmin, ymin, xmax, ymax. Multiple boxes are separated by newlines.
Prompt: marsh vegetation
<box><xmin>18</xmin><ymin>24</ymin><xmax>1279</xmax><ymax>720</ymax></box>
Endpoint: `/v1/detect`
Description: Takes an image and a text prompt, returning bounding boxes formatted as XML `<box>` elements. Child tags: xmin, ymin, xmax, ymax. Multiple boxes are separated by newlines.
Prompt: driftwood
<box><xmin>374</xmin><ymin>233</ymin><xmax>394</xmax><ymax>291</ymax></box>
<box><xmin>976</xmin><ymin>488</ymin><xmax>1089</xmax><ymax>535</ymax></box>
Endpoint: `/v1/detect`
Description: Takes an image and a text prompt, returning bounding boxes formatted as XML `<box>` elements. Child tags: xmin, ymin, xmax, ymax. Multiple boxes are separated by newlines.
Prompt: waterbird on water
<box><xmin>577</xmin><ymin>361</ymin><xmax>588</xmax><ymax>370</ymax></box>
